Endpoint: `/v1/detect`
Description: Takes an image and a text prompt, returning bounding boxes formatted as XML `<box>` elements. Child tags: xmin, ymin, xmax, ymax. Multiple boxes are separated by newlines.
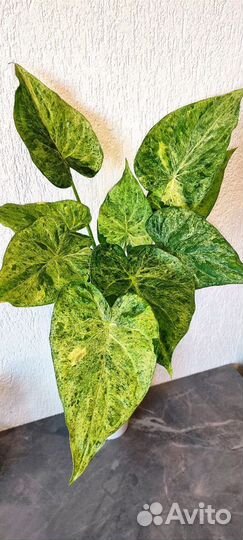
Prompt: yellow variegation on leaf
<box><xmin>98</xmin><ymin>161</ymin><xmax>152</xmax><ymax>248</ymax></box>
<box><xmin>0</xmin><ymin>200</ymin><xmax>91</xmax><ymax>232</ymax></box>
<box><xmin>1</xmin><ymin>66</ymin><xmax>243</xmax><ymax>484</ymax></box>
<box><xmin>0</xmin><ymin>217</ymin><xmax>92</xmax><ymax>306</ymax></box>
<box><xmin>14</xmin><ymin>64</ymin><xmax>103</xmax><ymax>188</ymax></box>
<box><xmin>91</xmin><ymin>244</ymin><xmax>195</xmax><ymax>370</ymax></box>
<box><xmin>147</xmin><ymin>208</ymin><xmax>243</xmax><ymax>288</ymax></box>
<box><xmin>135</xmin><ymin>90</ymin><xmax>243</xmax><ymax>215</ymax></box>
<box><xmin>50</xmin><ymin>283</ymin><xmax>159</xmax><ymax>482</ymax></box>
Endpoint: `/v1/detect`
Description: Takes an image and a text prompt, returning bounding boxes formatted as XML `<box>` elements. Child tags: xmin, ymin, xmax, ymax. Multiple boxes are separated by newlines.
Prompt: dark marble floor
<box><xmin>0</xmin><ymin>365</ymin><xmax>243</xmax><ymax>540</ymax></box>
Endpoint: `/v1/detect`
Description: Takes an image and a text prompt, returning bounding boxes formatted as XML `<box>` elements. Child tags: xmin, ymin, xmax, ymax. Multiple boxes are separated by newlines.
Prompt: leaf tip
<box><xmin>14</xmin><ymin>63</ymin><xmax>24</xmax><ymax>78</ymax></box>
<box><xmin>69</xmin><ymin>472</ymin><xmax>78</xmax><ymax>486</ymax></box>
<box><xmin>124</xmin><ymin>158</ymin><xmax>131</xmax><ymax>175</ymax></box>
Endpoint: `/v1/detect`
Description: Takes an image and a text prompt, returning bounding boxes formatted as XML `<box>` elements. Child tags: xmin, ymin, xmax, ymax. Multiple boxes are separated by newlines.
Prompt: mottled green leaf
<box><xmin>147</xmin><ymin>150</ymin><xmax>235</xmax><ymax>216</ymax></box>
<box><xmin>50</xmin><ymin>283</ymin><xmax>159</xmax><ymax>482</ymax></box>
<box><xmin>98</xmin><ymin>161</ymin><xmax>152</xmax><ymax>248</ymax></box>
<box><xmin>147</xmin><ymin>191</ymin><xmax>166</xmax><ymax>211</ymax></box>
<box><xmin>147</xmin><ymin>208</ymin><xmax>243</xmax><ymax>288</ymax></box>
<box><xmin>14</xmin><ymin>64</ymin><xmax>103</xmax><ymax>188</ymax></box>
<box><xmin>0</xmin><ymin>218</ymin><xmax>91</xmax><ymax>306</ymax></box>
<box><xmin>193</xmin><ymin>149</ymin><xmax>235</xmax><ymax>217</ymax></box>
<box><xmin>0</xmin><ymin>200</ymin><xmax>91</xmax><ymax>233</ymax></box>
<box><xmin>135</xmin><ymin>91</ymin><xmax>243</xmax><ymax>213</ymax></box>
<box><xmin>91</xmin><ymin>244</ymin><xmax>195</xmax><ymax>368</ymax></box>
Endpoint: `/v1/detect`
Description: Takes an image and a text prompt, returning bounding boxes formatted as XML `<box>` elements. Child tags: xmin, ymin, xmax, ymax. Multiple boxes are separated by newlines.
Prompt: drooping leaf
<box><xmin>147</xmin><ymin>208</ymin><xmax>243</xmax><ymax>288</ymax></box>
<box><xmin>98</xmin><ymin>161</ymin><xmax>152</xmax><ymax>248</ymax></box>
<box><xmin>0</xmin><ymin>217</ymin><xmax>92</xmax><ymax>307</ymax></box>
<box><xmin>50</xmin><ymin>282</ymin><xmax>159</xmax><ymax>482</ymax></box>
<box><xmin>0</xmin><ymin>200</ymin><xmax>91</xmax><ymax>233</ymax></box>
<box><xmin>134</xmin><ymin>90</ymin><xmax>243</xmax><ymax>213</ymax></box>
<box><xmin>14</xmin><ymin>64</ymin><xmax>103</xmax><ymax>188</ymax></box>
<box><xmin>91</xmin><ymin>244</ymin><xmax>195</xmax><ymax>369</ymax></box>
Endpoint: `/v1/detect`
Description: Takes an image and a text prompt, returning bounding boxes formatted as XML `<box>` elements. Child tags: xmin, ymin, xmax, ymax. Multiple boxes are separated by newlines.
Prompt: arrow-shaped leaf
<box><xmin>98</xmin><ymin>161</ymin><xmax>152</xmax><ymax>248</ymax></box>
<box><xmin>147</xmin><ymin>208</ymin><xmax>243</xmax><ymax>288</ymax></box>
<box><xmin>50</xmin><ymin>283</ymin><xmax>159</xmax><ymax>482</ymax></box>
<box><xmin>135</xmin><ymin>90</ymin><xmax>243</xmax><ymax>214</ymax></box>
<box><xmin>14</xmin><ymin>65</ymin><xmax>103</xmax><ymax>188</ymax></box>
<box><xmin>0</xmin><ymin>217</ymin><xmax>91</xmax><ymax>306</ymax></box>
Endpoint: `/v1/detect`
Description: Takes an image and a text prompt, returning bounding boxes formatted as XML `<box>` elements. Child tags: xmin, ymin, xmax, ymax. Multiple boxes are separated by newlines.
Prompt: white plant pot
<box><xmin>107</xmin><ymin>422</ymin><xmax>128</xmax><ymax>440</ymax></box>
<box><xmin>107</xmin><ymin>364</ymin><xmax>170</xmax><ymax>440</ymax></box>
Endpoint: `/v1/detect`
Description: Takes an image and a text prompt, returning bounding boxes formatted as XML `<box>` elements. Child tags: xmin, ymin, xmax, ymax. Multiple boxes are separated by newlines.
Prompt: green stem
<box><xmin>71</xmin><ymin>177</ymin><xmax>96</xmax><ymax>248</ymax></box>
<box><xmin>86</xmin><ymin>223</ymin><xmax>96</xmax><ymax>248</ymax></box>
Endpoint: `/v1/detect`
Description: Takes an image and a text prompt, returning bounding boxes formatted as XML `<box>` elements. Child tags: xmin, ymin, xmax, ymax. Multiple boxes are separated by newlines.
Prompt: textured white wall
<box><xmin>1</xmin><ymin>0</ymin><xmax>243</xmax><ymax>430</ymax></box>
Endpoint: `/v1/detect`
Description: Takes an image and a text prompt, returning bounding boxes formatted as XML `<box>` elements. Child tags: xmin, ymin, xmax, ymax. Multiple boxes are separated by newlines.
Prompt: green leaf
<box><xmin>147</xmin><ymin>191</ymin><xmax>166</xmax><ymax>211</ymax></box>
<box><xmin>193</xmin><ymin>149</ymin><xmax>235</xmax><ymax>217</ymax></box>
<box><xmin>0</xmin><ymin>217</ymin><xmax>92</xmax><ymax>306</ymax></box>
<box><xmin>91</xmin><ymin>244</ymin><xmax>195</xmax><ymax>369</ymax></box>
<box><xmin>14</xmin><ymin>64</ymin><xmax>103</xmax><ymax>188</ymax></box>
<box><xmin>50</xmin><ymin>282</ymin><xmax>159</xmax><ymax>482</ymax></box>
<box><xmin>134</xmin><ymin>90</ymin><xmax>243</xmax><ymax>213</ymax></box>
<box><xmin>147</xmin><ymin>208</ymin><xmax>243</xmax><ymax>288</ymax></box>
<box><xmin>147</xmin><ymin>150</ymin><xmax>235</xmax><ymax>216</ymax></box>
<box><xmin>0</xmin><ymin>200</ymin><xmax>91</xmax><ymax>233</ymax></box>
<box><xmin>98</xmin><ymin>161</ymin><xmax>152</xmax><ymax>248</ymax></box>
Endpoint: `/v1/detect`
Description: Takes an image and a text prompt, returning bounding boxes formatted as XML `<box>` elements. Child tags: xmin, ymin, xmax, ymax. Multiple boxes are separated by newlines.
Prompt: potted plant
<box><xmin>0</xmin><ymin>65</ymin><xmax>243</xmax><ymax>483</ymax></box>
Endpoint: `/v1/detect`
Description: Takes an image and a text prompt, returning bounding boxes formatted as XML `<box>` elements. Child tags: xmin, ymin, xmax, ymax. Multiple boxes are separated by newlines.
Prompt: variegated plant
<box><xmin>1</xmin><ymin>65</ymin><xmax>243</xmax><ymax>482</ymax></box>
